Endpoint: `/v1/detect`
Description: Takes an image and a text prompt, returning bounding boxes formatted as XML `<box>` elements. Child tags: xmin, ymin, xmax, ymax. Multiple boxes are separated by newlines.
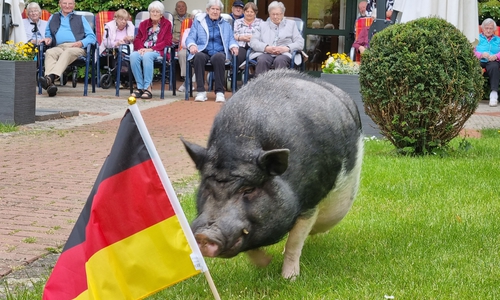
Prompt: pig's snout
<box><xmin>195</xmin><ymin>232</ymin><xmax>245</xmax><ymax>258</ymax></box>
<box><xmin>195</xmin><ymin>233</ymin><xmax>221</xmax><ymax>257</ymax></box>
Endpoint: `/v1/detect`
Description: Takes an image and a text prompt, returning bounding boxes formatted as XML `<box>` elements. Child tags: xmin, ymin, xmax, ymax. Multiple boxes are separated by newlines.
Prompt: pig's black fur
<box><xmin>183</xmin><ymin>69</ymin><xmax>362</xmax><ymax>257</ymax></box>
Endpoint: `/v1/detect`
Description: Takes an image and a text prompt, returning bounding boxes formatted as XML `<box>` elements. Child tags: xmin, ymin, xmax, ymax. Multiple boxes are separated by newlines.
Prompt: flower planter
<box><xmin>320</xmin><ymin>73</ymin><xmax>380</xmax><ymax>137</ymax></box>
<box><xmin>0</xmin><ymin>60</ymin><xmax>37</xmax><ymax>125</ymax></box>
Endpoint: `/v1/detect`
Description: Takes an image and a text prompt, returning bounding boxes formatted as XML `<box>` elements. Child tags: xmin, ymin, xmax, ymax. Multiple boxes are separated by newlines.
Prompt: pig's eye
<box><xmin>241</xmin><ymin>187</ymin><xmax>255</xmax><ymax>195</ymax></box>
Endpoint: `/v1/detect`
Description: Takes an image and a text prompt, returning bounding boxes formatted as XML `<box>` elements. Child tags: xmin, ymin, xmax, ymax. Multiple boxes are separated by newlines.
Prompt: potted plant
<box><xmin>320</xmin><ymin>52</ymin><xmax>380</xmax><ymax>137</ymax></box>
<box><xmin>0</xmin><ymin>41</ymin><xmax>38</xmax><ymax>125</ymax></box>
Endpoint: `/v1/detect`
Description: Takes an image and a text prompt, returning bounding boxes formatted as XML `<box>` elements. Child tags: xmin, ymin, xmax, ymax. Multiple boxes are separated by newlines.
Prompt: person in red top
<box><xmin>352</xmin><ymin>25</ymin><xmax>369</xmax><ymax>55</ymax></box>
<box><xmin>130</xmin><ymin>0</ymin><xmax>172</xmax><ymax>99</ymax></box>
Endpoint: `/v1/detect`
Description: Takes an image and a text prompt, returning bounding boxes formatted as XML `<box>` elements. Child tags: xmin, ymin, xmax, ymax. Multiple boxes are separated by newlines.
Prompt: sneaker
<box><xmin>47</xmin><ymin>85</ymin><xmax>58</xmax><ymax>97</ymax></box>
<box><xmin>195</xmin><ymin>91</ymin><xmax>207</xmax><ymax>102</ymax></box>
<box><xmin>489</xmin><ymin>91</ymin><xmax>498</xmax><ymax>107</ymax></box>
<box><xmin>178</xmin><ymin>84</ymin><xmax>185</xmax><ymax>92</ymax></box>
<box><xmin>215</xmin><ymin>92</ymin><xmax>225</xmax><ymax>103</ymax></box>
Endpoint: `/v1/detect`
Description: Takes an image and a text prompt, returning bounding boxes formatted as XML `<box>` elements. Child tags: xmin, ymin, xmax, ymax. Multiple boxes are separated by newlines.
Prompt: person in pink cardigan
<box><xmin>130</xmin><ymin>1</ymin><xmax>172</xmax><ymax>99</ymax></box>
<box><xmin>98</xmin><ymin>9</ymin><xmax>135</xmax><ymax>55</ymax></box>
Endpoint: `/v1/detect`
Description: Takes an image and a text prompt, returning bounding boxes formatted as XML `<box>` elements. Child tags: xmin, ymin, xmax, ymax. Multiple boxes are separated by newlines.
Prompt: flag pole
<box><xmin>128</xmin><ymin>100</ymin><xmax>221</xmax><ymax>300</ymax></box>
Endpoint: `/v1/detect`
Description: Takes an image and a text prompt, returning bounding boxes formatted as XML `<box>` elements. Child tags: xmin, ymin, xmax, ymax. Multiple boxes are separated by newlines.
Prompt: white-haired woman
<box><xmin>249</xmin><ymin>1</ymin><xmax>304</xmax><ymax>77</ymax></box>
<box><xmin>22</xmin><ymin>2</ymin><xmax>47</xmax><ymax>44</ymax></box>
<box><xmin>185</xmin><ymin>0</ymin><xmax>239</xmax><ymax>102</ymax></box>
<box><xmin>475</xmin><ymin>18</ymin><xmax>500</xmax><ymax>107</ymax></box>
<box><xmin>130</xmin><ymin>0</ymin><xmax>172</xmax><ymax>99</ymax></box>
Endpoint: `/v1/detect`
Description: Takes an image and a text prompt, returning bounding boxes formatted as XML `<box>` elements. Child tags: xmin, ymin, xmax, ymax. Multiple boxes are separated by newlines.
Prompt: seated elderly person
<box><xmin>249</xmin><ymin>1</ymin><xmax>304</xmax><ymax>77</ymax></box>
<box><xmin>98</xmin><ymin>9</ymin><xmax>134</xmax><ymax>55</ymax></box>
<box><xmin>130</xmin><ymin>1</ymin><xmax>172</xmax><ymax>99</ymax></box>
<box><xmin>352</xmin><ymin>24</ymin><xmax>369</xmax><ymax>54</ymax></box>
<box><xmin>476</xmin><ymin>18</ymin><xmax>500</xmax><ymax>107</ymax></box>
<box><xmin>366</xmin><ymin>0</ymin><xmax>394</xmax><ymax>18</ymax></box>
<box><xmin>22</xmin><ymin>2</ymin><xmax>47</xmax><ymax>44</ymax></box>
<box><xmin>233</xmin><ymin>2</ymin><xmax>262</xmax><ymax>68</ymax></box>
<box><xmin>39</xmin><ymin>0</ymin><xmax>96</xmax><ymax>97</ymax></box>
<box><xmin>185</xmin><ymin>0</ymin><xmax>238</xmax><ymax>103</ymax></box>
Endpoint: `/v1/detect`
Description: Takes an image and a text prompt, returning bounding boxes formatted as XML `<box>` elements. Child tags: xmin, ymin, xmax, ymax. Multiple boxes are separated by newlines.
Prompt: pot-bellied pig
<box><xmin>182</xmin><ymin>69</ymin><xmax>364</xmax><ymax>279</ymax></box>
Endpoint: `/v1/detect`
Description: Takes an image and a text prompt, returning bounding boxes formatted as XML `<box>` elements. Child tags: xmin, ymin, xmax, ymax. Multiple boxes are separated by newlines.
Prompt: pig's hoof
<box><xmin>247</xmin><ymin>249</ymin><xmax>272</xmax><ymax>267</ymax></box>
<box><xmin>281</xmin><ymin>262</ymin><xmax>300</xmax><ymax>280</ymax></box>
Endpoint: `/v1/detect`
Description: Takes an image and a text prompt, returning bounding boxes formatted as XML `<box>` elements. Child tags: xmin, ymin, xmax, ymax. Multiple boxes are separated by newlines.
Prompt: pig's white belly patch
<box><xmin>310</xmin><ymin>139</ymin><xmax>363</xmax><ymax>234</ymax></box>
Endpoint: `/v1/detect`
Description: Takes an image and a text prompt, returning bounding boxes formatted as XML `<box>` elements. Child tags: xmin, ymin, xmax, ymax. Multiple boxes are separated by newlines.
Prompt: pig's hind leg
<box><xmin>281</xmin><ymin>208</ymin><xmax>319</xmax><ymax>280</ymax></box>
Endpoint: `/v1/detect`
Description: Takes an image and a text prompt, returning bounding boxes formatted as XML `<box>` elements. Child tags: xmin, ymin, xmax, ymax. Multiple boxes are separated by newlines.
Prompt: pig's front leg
<box><xmin>281</xmin><ymin>208</ymin><xmax>318</xmax><ymax>280</ymax></box>
<box><xmin>247</xmin><ymin>248</ymin><xmax>272</xmax><ymax>267</ymax></box>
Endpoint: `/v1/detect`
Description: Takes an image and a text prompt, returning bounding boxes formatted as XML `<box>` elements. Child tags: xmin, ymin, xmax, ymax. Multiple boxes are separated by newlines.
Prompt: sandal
<box><xmin>131</xmin><ymin>89</ymin><xmax>143</xmax><ymax>97</ymax></box>
<box><xmin>141</xmin><ymin>90</ymin><xmax>153</xmax><ymax>99</ymax></box>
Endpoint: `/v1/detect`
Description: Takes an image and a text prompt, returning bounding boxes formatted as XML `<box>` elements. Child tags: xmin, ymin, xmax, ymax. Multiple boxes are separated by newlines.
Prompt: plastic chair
<box><xmin>37</xmin><ymin>11</ymin><xmax>97</xmax><ymax>96</ymax></box>
<box><xmin>242</xmin><ymin>17</ymin><xmax>305</xmax><ymax>85</ymax></box>
<box><xmin>184</xmin><ymin>13</ymin><xmax>238</xmax><ymax>100</ymax></box>
<box><xmin>115</xmin><ymin>11</ymin><xmax>175</xmax><ymax>98</ymax></box>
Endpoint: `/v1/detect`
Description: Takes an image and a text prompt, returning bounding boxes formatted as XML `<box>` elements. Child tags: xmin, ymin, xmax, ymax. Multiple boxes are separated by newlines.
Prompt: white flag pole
<box><xmin>128</xmin><ymin>103</ymin><xmax>221</xmax><ymax>300</ymax></box>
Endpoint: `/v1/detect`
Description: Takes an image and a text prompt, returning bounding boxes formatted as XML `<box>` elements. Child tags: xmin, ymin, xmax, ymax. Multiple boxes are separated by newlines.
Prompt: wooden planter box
<box><xmin>320</xmin><ymin>73</ymin><xmax>381</xmax><ymax>138</ymax></box>
<box><xmin>0</xmin><ymin>60</ymin><xmax>37</xmax><ymax>125</ymax></box>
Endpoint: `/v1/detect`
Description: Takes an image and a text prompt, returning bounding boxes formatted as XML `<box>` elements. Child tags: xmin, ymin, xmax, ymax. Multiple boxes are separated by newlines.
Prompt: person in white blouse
<box><xmin>22</xmin><ymin>2</ymin><xmax>47</xmax><ymax>44</ymax></box>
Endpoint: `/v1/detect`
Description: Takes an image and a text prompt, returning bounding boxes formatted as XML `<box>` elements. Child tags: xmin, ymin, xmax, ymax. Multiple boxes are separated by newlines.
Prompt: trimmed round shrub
<box><xmin>359</xmin><ymin>17</ymin><xmax>483</xmax><ymax>155</ymax></box>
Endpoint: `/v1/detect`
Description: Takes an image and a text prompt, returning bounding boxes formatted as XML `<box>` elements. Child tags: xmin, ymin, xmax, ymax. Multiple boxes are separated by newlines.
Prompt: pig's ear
<box><xmin>181</xmin><ymin>138</ymin><xmax>207</xmax><ymax>170</ymax></box>
<box><xmin>257</xmin><ymin>149</ymin><xmax>290</xmax><ymax>176</ymax></box>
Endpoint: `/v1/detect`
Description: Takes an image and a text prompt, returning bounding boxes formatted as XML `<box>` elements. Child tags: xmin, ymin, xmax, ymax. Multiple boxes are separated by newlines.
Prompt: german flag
<box><xmin>43</xmin><ymin>107</ymin><xmax>202</xmax><ymax>299</ymax></box>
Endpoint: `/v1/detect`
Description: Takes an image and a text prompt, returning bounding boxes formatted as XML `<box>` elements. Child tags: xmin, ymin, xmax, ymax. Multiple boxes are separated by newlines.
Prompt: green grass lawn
<box><xmin>149</xmin><ymin>131</ymin><xmax>500</xmax><ymax>299</ymax></box>
<box><xmin>0</xmin><ymin>123</ymin><xmax>18</xmax><ymax>133</ymax></box>
<box><xmin>2</xmin><ymin>130</ymin><xmax>499</xmax><ymax>299</ymax></box>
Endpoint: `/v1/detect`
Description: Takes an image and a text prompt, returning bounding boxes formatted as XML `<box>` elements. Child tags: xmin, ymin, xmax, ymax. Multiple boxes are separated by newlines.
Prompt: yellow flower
<box><xmin>321</xmin><ymin>52</ymin><xmax>360</xmax><ymax>75</ymax></box>
<box><xmin>0</xmin><ymin>40</ymin><xmax>37</xmax><ymax>61</ymax></box>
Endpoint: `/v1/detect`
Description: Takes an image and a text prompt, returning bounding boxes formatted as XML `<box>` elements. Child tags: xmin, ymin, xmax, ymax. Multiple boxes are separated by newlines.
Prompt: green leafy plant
<box><xmin>321</xmin><ymin>52</ymin><xmax>360</xmax><ymax>74</ymax></box>
<box><xmin>478</xmin><ymin>0</ymin><xmax>500</xmax><ymax>24</ymax></box>
<box><xmin>0</xmin><ymin>41</ymin><xmax>38</xmax><ymax>61</ymax></box>
<box><xmin>0</xmin><ymin>122</ymin><xmax>18</xmax><ymax>133</ymax></box>
<box><xmin>359</xmin><ymin>17</ymin><xmax>484</xmax><ymax>155</ymax></box>
<box><xmin>37</xmin><ymin>0</ymin><xmax>153</xmax><ymax>16</ymax></box>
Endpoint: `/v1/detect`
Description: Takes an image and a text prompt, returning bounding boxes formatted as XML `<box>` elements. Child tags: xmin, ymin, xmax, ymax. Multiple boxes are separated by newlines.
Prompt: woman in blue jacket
<box><xmin>185</xmin><ymin>0</ymin><xmax>239</xmax><ymax>103</ymax></box>
<box><xmin>475</xmin><ymin>18</ymin><xmax>500</xmax><ymax>107</ymax></box>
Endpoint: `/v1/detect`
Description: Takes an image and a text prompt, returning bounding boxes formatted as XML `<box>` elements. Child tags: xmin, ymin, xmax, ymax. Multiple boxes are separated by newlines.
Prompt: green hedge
<box><xmin>478</xmin><ymin>0</ymin><xmax>500</xmax><ymax>24</ymax></box>
<box><xmin>359</xmin><ymin>17</ymin><xmax>483</xmax><ymax>155</ymax></box>
<box><xmin>37</xmin><ymin>0</ymin><xmax>152</xmax><ymax>15</ymax></box>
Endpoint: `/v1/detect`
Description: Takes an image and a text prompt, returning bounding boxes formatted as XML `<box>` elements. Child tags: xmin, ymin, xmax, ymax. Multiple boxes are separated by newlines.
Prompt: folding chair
<box><xmin>114</xmin><ymin>11</ymin><xmax>175</xmax><ymax>98</ymax></box>
<box><xmin>37</xmin><ymin>11</ymin><xmax>97</xmax><ymax>96</ymax></box>
<box><xmin>95</xmin><ymin>11</ymin><xmax>116</xmax><ymax>88</ymax></box>
<box><xmin>22</xmin><ymin>9</ymin><xmax>51</xmax><ymax>21</ymax></box>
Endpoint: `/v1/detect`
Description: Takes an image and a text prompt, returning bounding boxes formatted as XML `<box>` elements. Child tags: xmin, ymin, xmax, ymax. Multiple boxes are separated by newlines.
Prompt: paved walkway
<box><xmin>1</xmin><ymin>81</ymin><xmax>500</xmax><ymax>281</ymax></box>
<box><xmin>0</xmin><ymin>82</ymin><xmax>226</xmax><ymax>278</ymax></box>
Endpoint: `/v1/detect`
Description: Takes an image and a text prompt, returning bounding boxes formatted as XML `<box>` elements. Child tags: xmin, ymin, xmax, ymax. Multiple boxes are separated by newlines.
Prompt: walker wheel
<box><xmin>72</xmin><ymin>72</ymin><xmax>77</xmax><ymax>88</ymax></box>
<box><xmin>100</xmin><ymin>74</ymin><xmax>112</xmax><ymax>89</ymax></box>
